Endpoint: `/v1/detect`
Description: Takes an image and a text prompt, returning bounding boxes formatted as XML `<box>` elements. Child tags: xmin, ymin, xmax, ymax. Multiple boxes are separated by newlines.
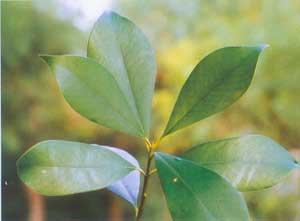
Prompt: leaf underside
<box><xmin>97</xmin><ymin>145</ymin><xmax>140</xmax><ymax>207</ymax></box>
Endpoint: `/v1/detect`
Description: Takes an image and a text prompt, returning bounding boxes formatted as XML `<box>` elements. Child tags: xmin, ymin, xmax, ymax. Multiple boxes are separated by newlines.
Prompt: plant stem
<box><xmin>135</xmin><ymin>150</ymin><xmax>154</xmax><ymax>221</ymax></box>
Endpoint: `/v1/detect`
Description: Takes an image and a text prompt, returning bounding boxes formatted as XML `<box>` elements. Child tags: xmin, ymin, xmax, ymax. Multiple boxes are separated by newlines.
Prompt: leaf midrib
<box><xmin>60</xmin><ymin>58</ymin><xmax>141</xmax><ymax>135</ymax></box>
<box><xmin>112</xmin><ymin>23</ymin><xmax>145</xmax><ymax>135</ymax></box>
<box><xmin>158</xmin><ymin>156</ymin><xmax>218</xmax><ymax>221</ymax></box>
<box><xmin>110</xmin><ymin>179</ymin><xmax>137</xmax><ymax>205</ymax></box>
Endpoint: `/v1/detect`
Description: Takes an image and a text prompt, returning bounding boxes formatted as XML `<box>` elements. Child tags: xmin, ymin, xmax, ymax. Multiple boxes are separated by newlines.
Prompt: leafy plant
<box><xmin>17</xmin><ymin>11</ymin><xmax>300</xmax><ymax>221</ymax></box>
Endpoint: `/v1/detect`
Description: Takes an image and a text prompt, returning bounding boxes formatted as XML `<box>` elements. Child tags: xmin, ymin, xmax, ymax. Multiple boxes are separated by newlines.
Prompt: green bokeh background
<box><xmin>2</xmin><ymin>0</ymin><xmax>300</xmax><ymax>220</ymax></box>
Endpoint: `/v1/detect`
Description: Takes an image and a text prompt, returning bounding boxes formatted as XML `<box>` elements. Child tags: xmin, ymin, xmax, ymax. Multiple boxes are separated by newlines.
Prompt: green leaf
<box><xmin>182</xmin><ymin>135</ymin><xmax>297</xmax><ymax>191</ymax></box>
<box><xmin>163</xmin><ymin>45</ymin><xmax>267</xmax><ymax>136</ymax></box>
<box><xmin>40</xmin><ymin>55</ymin><xmax>145</xmax><ymax>137</ymax></box>
<box><xmin>155</xmin><ymin>152</ymin><xmax>249</xmax><ymax>221</ymax></box>
<box><xmin>17</xmin><ymin>140</ymin><xmax>138</xmax><ymax>196</ymax></box>
<box><xmin>87</xmin><ymin>11</ymin><xmax>156</xmax><ymax>136</ymax></box>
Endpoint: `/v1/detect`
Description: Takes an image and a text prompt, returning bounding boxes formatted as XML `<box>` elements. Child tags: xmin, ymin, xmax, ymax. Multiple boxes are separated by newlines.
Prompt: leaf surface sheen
<box><xmin>41</xmin><ymin>55</ymin><xmax>143</xmax><ymax>137</ymax></box>
<box><xmin>155</xmin><ymin>152</ymin><xmax>249</xmax><ymax>221</ymax></box>
<box><xmin>87</xmin><ymin>11</ymin><xmax>157</xmax><ymax>136</ymax></box>
<box><xmin>164</xmin><ymin>46</ymin><xmax>267</xmax><ymax>136</ymax></box>
<box><xmin>17</xmin><ymin>140</ymin><xmax>138</xmax><ymax>196</ymax></box>
<box><xmin>182</xmin><ymin>135</ymin><xmax>296</xmax><ymax>191</ymax></box>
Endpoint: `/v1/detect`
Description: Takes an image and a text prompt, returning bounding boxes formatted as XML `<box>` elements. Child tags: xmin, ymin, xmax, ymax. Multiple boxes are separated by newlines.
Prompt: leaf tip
<box><xmin>101</xmin><ymin>10</ymin><xmax>118</xmax><ymax>16</ymax></box>
<box><xmin>98</xmin><ymin>10</ymin><xmax>124</xmax><ymax>22</ymax></box>
<box><xmin>256</xmin><ymin>44</ymin><xmax>270</xmax><ymax>51</ymax></box>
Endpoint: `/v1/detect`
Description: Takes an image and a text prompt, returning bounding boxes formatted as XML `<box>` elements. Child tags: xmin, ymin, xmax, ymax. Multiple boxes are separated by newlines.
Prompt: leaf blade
<box><xmin>87</xmin><ymin>11</ymin><xmax>157</xmax><ymax>136</ymax></box>
<box><xmin>155</xmin><ymin>152</ymin><xmax>249</xmax><ymax>221</ymax></box>
<box><xmin>41</xmin><ymin>55</ymin><xmax>144</xmax><ymax>137</ymax></box>
<box><xmin>163</xmin><ymin>45</ymin><xmax>267</xmax><ymax>136</ymax></box>
<box><xmin>17</xmin><ymin>140</ymin><xmax>137</xmax><ymax>196</ymax></box>
<box><xmin>182</xmin><ymin>134</ymin><xmax>296</xmax><ymax>191</ymax></box>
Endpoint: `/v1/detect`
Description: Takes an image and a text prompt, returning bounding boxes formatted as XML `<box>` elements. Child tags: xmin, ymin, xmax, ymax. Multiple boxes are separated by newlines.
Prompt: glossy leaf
<box><xmin>93</xmin><ymin>145</ymin><xmax>140</xmax><ymax>207</ymax></box>
<box><xmin>163</xmin><ymin>46</ymin><xmax>267</xmax><ymax>136</ymax></box>
<box><xmin>41</xmin><ymin>55</ymin><xmax>145</xmax><ymax>137</ymax></box>
<box><xmin>182</xmin><ymin>135</ymin><xmax>297</xmax><ymax>191</ymax></box>
<box><xmin>155</xmin><ymin>152</ymin><xmax>249</xmax><ymax>221</ymax></box>
<box><xmin>87</xmin><ymin>11</ymin><xmax>156</xmax><ymax>136</ymax></box>
<box><xmin>17</xmin><ymin>140</ymin><xmax>138</xmax><ymax>196</ymax></box>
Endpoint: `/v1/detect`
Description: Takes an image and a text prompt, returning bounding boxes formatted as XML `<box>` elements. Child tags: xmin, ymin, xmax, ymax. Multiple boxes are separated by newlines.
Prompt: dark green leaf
<box><xmin>163</xmin><ymin>46</ymin><xmax>267</xmax><ymax>136</ymax></box>
<box><xmin>40</xmin><ymin>55</ymin><xmax>145</xmax><ymax>137</ymax></box>
<box><xmin>155</xmin><ymin>153</ymin><xmax>249</xmax><ymax>221</ymax></box>
<box><xmin>87</xmin><ymin>11</ymin><xmax>156</xmax><ymax>136</ymax></box>
<box><xmin>17</xmin><ymin>140</ymin><xmax>138</xmax><ymax>196</ymax></box>
<box><xmin>182</xmin><ymin>135</ymin><xmax>297</xmax><ymax>191</ymax></box>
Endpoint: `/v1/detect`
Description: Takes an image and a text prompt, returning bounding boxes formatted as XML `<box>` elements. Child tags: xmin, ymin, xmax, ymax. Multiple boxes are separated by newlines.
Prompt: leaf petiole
<box><xmin>137</xmin><ymin>167</ymin><xmax>146</xmax><ymax>176</ymax></box>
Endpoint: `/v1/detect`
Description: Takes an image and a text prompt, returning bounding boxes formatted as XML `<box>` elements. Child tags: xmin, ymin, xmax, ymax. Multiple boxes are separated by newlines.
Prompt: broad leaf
<box><xmin>17</xmin><ymin>140</ymin><xmax>138</xmax><ymax>196</ymax></box>
<box><xmin>155</xmin><ymin>153</ymin><xmax>249</xmax><ymax>221</ymax></box>
<box><xmin>87</xmin><ymin>11</ymin><xmax>156</xmax><ymax>136</ymax></box>
<box><xmin>41</xmin><ymin>55</ymin><xmax>144</xmax><ymax>137</ymax></box>
<box><xmin>93</xmin><ymin>145</ymin><xmax>140</xmax><ymax>207</ymax></box>
<box><xmin>163</xmin><ymin>46</ymin><xmax>267</xmax><ymax>136</ymax></box>
<box><xmin>182</xmin><ymin>135</ymin><xmax>297</xmax><ymax>191</ymax></box>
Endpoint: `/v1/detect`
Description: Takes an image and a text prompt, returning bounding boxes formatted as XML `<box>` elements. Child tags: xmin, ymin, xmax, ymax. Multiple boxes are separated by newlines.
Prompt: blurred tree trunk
<box><xmin>109</xmin><ymin>194</ymin><xmax>123</xmax><ymax>221</ymax></box>
<box><xmin>25</xmin><ymin>187</ymin><xmax>45</xmax><ymax>221</ymax></box>
<box><xmin>265</xmin><ymin>91</ymin><xmax>298</xmax><ymax>148</ymax></box>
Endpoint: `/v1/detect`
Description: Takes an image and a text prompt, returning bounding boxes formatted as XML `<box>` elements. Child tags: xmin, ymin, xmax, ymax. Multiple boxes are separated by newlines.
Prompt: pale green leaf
<box><xmin>182</xmin><ymin>135</ymin><xmax>297</xmax><ymax>191</ymax></box>
<box><xmin>87</xmin><ymin>11</ymin><xmax>156</xmax><ymax>136</ymax></box>
<box><xmin>17</xmin><ymin>140</ymin><xmax>138</xmax><ymax>196</ymax></box>
<box><xmin>41</xmin><ymin>55</ymin><xmax>144</xmax><ymax>137</ymax></box>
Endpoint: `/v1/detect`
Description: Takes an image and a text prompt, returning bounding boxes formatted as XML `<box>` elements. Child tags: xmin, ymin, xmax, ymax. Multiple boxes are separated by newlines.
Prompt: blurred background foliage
<box><xmin>2</xmin><ymin>0</ymin><xmax>300</xmax><ymax>220</ymax></box>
